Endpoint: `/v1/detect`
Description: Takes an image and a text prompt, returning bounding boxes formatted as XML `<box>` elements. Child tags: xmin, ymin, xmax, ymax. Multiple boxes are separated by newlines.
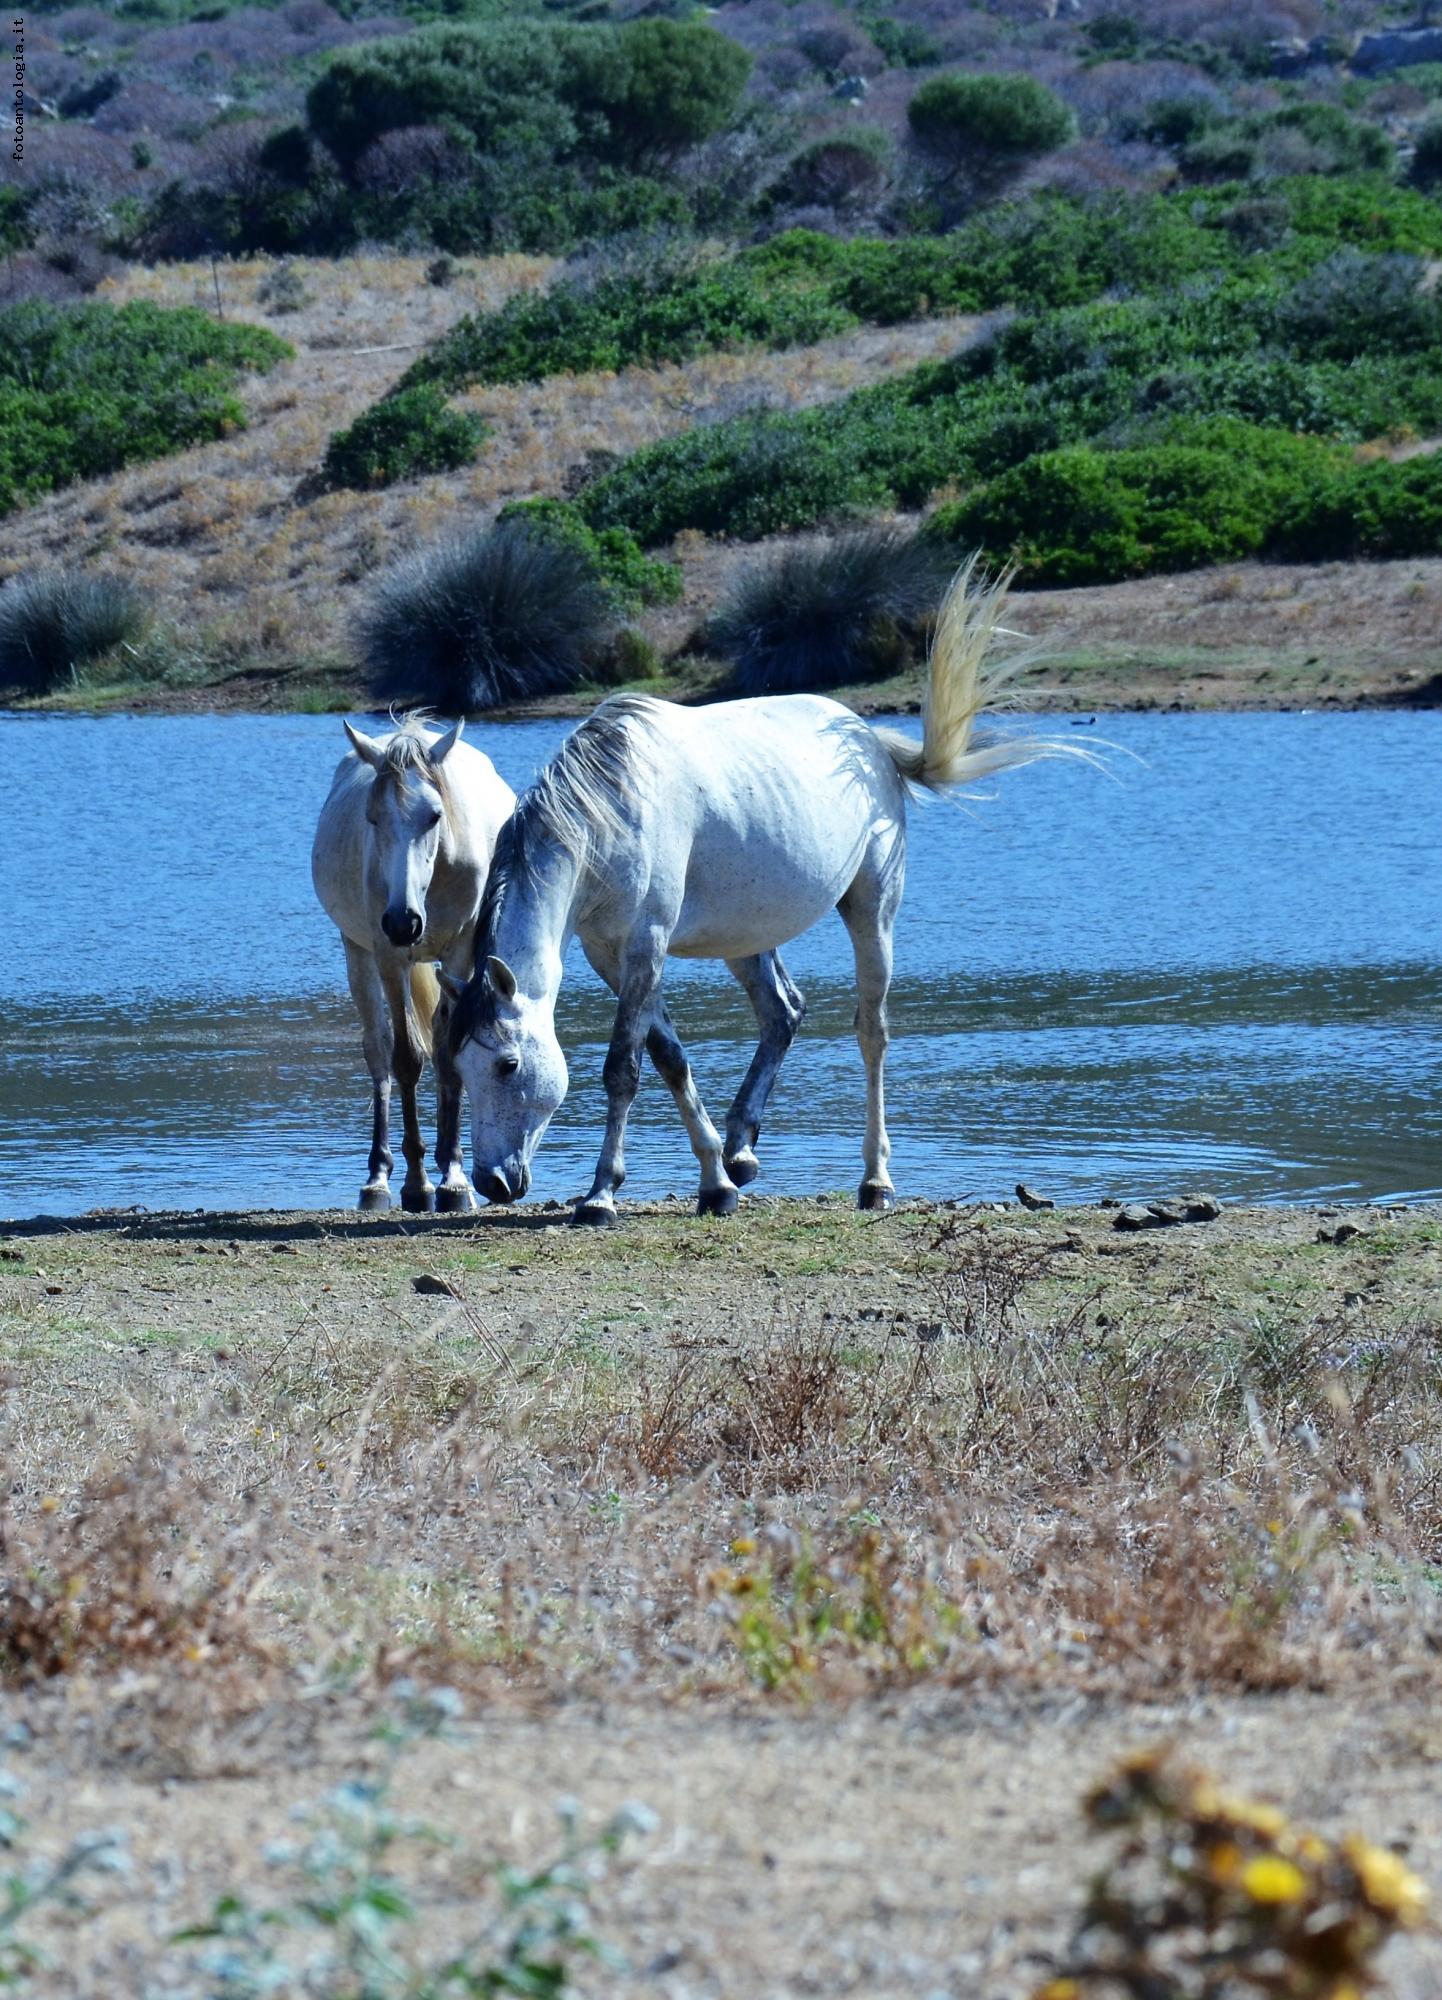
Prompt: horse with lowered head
<box><xmin>442</xmin><ymin>559</ymin><xmax>1091</xmax><ymax>1226</ymax></box>
<box><xmin>313</xmin><ymin>714</ymin><xmax>514</xmax><ymax>1212</ymax></box>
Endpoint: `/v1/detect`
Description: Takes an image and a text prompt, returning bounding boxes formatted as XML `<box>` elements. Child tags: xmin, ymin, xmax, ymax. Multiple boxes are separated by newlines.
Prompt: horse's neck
<box><xmin>493</xmin><ymin>842</ymin><xmax>581</xmax><ymax>1007</ymax></box>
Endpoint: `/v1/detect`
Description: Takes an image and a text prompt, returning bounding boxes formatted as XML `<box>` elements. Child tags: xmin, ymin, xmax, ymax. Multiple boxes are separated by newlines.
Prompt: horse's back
<box><xmin>640</xmin><ymin>695</ymin><xmax>906</xmax><ymax>959</ymax></box>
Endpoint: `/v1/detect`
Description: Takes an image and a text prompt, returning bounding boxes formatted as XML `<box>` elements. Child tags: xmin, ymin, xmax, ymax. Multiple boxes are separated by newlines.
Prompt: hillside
<box><xmin>0</xmin><ymin>246</ymin><xmax>1436</xmax><ymax>713</ymax></box>
<box><xmin>8</xmin><ymin>1</ymin><xmax>1442</xmax><ymax>711</ymax></box>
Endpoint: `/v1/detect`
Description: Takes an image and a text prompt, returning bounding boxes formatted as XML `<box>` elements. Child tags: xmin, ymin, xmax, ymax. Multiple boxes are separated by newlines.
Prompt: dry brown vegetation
<box><xmin>3</xmin><ymin>1198</ymin><xmax>1442</xmax><ymax>1992</ymax></box>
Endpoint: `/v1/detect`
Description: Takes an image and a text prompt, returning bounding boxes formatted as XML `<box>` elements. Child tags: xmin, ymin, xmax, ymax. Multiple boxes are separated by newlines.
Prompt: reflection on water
<box><xmin>2</xmin><ymin>710</ymin><xmax>1439</xmax><ymax>1215</ymax></box>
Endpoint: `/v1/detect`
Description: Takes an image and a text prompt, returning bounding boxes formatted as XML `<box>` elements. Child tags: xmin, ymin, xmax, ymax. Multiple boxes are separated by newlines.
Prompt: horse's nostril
<box><xmin>478</xmin><ymin>1168</ymin><xmax>513</xmax><ymax>1205</ymax></box>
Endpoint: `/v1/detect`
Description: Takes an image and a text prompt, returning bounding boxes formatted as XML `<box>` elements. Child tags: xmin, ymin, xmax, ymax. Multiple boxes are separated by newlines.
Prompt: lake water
<box><xmin>2</xmin><ymin>709</ymin><xmax>1439</xmax><ymax>1219</ymax></box>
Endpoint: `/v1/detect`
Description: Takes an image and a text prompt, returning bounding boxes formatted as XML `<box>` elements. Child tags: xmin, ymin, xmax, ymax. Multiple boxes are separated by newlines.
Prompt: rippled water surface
<box><xmin>2</xmin><ymin>709</ymin><xmax>1439</xmax><ymax>1216</ymax></box>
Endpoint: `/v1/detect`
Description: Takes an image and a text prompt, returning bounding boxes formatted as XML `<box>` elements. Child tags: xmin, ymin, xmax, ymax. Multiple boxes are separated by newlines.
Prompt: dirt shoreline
<box><xmin>4</xmin><ymin>1197</ymin><xmax>1440</xmax><ymax>1995</ymax></box>
<box><xmin>11</xmin><ymin>636</ymin><xmax>1442</xmax><ymax>722</ymax></box>
<box><xmin>11</xmin><ymin>553</ymin><xmax>1442</xmax><ymax>719</ymax></box>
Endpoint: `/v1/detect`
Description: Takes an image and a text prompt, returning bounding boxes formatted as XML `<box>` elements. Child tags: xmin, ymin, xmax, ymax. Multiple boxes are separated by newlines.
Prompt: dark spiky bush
<box><xmin>710</xmin><ymin>528</ymin><xmax>949</xmax><ymax>696</ymax></box>
<box><xmin>0</xmin><ymin>569</ymin><xmax>149</xmax><ymax>694</ymax></box>
<box><xmin>322</xmin><ymin>384</ymin><xmax>486</xmax><ymax>491</ymax></box>
<box><xmin>360</xmin><ymin>521</ymin><xmax>616</xmax><ymax>712</ymax></box>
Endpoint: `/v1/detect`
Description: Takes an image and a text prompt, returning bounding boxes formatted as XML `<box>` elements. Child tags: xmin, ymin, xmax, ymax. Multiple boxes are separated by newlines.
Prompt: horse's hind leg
<box><xmin>379</xmin><ymin>961</ymin><xmax>435</xmax><ymax>1213</ymax></box>
<box><xmin>646</xmin><ymin>997</ymin><xmax>739</xmax><ymax>1219</ymax></box>
<box><xmin>838</xmin><ymin>845</ymin><xmax>904</xmax><ymax>1211</ymax></box>
<box><xmin>722</xmin><ymin>951</ymin><xmax>806</xmax><ymax>1187</ymax></box>
<box><xmin>344</xmin><ymin>939</ymin><xmax>394</xmax><ymax>1212</ymax></box>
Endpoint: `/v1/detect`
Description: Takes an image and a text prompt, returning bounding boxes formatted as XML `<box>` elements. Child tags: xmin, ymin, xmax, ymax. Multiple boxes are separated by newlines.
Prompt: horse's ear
<box><xmin>344</xmin><ymin>720</ymin><xmax>385</xmax><ymax>770</ymax></box>
<box><xmin>436</xmin><ymin>966</ymin><xmax>466</xmax><ymax>1003</ymax></box>
<box><xmin>431</xmin><ymin>719</ymin><xmax>463</xmax><ymax>764</ymax></box>
<box><xmin>486</xmin><ymin>955</ymin><xmax>519</xmax><ymax>1002</ymax></box>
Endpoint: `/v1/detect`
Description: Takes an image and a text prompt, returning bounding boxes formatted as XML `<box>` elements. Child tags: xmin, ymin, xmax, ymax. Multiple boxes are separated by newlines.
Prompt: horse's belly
<box><xmin>667</xmin><ymin>842</ymin><xmax>862</xmax><ymax>959</ymax></box>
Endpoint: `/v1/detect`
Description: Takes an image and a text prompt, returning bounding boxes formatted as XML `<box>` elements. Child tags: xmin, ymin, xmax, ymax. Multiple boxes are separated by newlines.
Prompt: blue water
<box><xmin>2</xmin><ymin>709</ymin><xmax>1439</xmax><ymax>1215</ymax></box>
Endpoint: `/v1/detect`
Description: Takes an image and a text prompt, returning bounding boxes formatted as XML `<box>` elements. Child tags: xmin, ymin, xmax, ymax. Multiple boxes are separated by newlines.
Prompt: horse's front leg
<box><xmin>344</xmin><ymin>940</ymin><xmax>395</xmax><ymax>1211</ymax></box>
<box><xmin>574</xmin><ymin>932</ymin><xmax>669</xmax><ymax>1228</ymax></box>
<box><xmin>722</xmin><ymin>951</ymin><xmax>806</xmax><ymax>1187</ymax></box>
<box><xmin>432</xmin><ymin>984</ymin><xmax>475</xmax><ymax>1214</ymax></box>
<box><xmin>380</xmin><ymin>962</ymin><xmax>435</xmax><ymax>1213</ymax></box>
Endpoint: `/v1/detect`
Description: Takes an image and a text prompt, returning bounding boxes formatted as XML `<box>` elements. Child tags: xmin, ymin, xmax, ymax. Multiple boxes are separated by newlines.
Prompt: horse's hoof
<box><xmin>724</xmin><ymin>1147</ymin><xmax>760</xmax><ymax>1188</ymax></box>
<box><xmin>858</xmin><ymin>1180</ymin><xmax>895</xmax><ymax>1212</ymax></box>
<box><xmin>572</xmin><ymin>1199</ymin><xmax>618</xmax><ymax>1229</ymax></box>
<box><xmin>359</xmin><ymin>1185</ymin><xmax>392</xmax><ymax>1213</ymax></box>
<box><xmin>401</xmin><ymin>1185</ymin><xmax>436</xmax><ymax>1214</ymax></box>
<box><xmin>697</xmin><ymin>1184</ymin><xmax>739</xmax><ymax>1218</ymax></box>
<box><xmin>435</xmin><ymin>1184</ymin><xmax>475</xmax><ymax>1215</ymax></box>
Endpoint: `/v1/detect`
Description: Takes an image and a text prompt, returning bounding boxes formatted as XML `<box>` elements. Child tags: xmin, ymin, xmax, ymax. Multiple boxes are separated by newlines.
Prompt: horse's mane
<box><xmin>474</xmin><ymin>693</ymin><xmax>659</xmax><ymax>962</ymax></box>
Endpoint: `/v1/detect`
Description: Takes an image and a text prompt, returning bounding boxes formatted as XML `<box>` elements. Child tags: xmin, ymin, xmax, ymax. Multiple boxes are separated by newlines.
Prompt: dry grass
<box><xmin>4</xmin><ymin>1201</ymin><xmax>1441</xmax><ymax>1710</ymax></box>
<box><xmin>4</xmin><ymin>1200</ymin><xmax>1442</xmax><ymax>1994</ymax></box>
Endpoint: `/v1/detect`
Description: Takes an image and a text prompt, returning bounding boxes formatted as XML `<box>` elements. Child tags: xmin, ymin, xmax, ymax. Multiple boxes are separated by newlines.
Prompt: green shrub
<box><xmin>498</xmin><ymin>497</ymin><xmax>682</xmax><ymax>611</ymax></box>
<box><xmin>605</xmin><ymin>17</ymin><xmax>753</xmax><ymax>165</ymax></box>
<box><xmin>406</xmin><ymin>247</ymin><xmax>854</xmax><ymax>394</ymax></box>
<box><xmin>863</xmin><ymin>12</ymin><xmax>942</xmax><ymax>68</ymax></box>
<box><xmin>360</xmin><ymin>520</ymin><xmax>616</xmax><ymax>712</ymax></box>
<box><xmin>907</xmin><ymin>71</ymin><xmax>1075</xmax><ymax>186</ymax></box>
<box><xmin>306</xmin><ymin>16</ymin><xmax>748</xmax><ymax>171</ymax></box>
<box><xmin>1281</xmin><ymin>451</ymin><xmax>1442</xmax><ymax>561</ymax></box>
<box><xmin>0</xmin><ymin>302</ymin><xmax>290</xmax><ymax>516</ymax></box>
<box><xmin>322</xmin><ymin>385</ymin><xmax>486</xmax><ymax>490</ymax></box>
<box><xmin>1125</xmin><ymin>94</ymin><xmax>1218</xmax><ymax>148</ymax></box>
<box><xmin>579</xmin><ymin>408</ymin><xmax>897</xmax><ymax>545</ymax></box>
<box><xmin>1182</xmin><ymin>104</ymin><xmax>1395</xmax><ymax>184</ymax></box>
<box><xmin>711</xmin><ymin>527</ymin><xmax>948</xmax><ymax>693</ymax></box>
<box><xmin>1273</xmin><ymin>249</ymin><xmax>1438</xmax><ymax>362</ymax></box>
<box><xmin>0</xmin><ymin>570</ymin><xmax>150</xmax><ymax>693</ymax></box>
<box><xmin>769</xmin><ymin>130</ymin><xmax>892</xmax><ymax>214</ymax></box>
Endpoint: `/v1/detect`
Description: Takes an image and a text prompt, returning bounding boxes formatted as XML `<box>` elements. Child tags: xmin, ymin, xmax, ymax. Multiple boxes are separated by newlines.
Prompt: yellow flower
<box><xmin>1343</xmin><ymin>1837</ymin><xmax>1428</xmax><ymax>1925</ymax></box>
<box><xmin>1032</xmin><ymin>1981</ymin><xmax>1082</xmax><ymax>2000</ymax></box>
<box><xmin>1240</xmin><ymin>1855</ymin><xmax>1308</xmax><ymax>1905</ymax></box>
<box><xmin>730</xmin><ymin>1536</ymin><xmax>757</xmax><ymax>1557</ymax></box>
<box><xmin>39</xmin><ymin>1496</ymin><xmax>59</xmax><ymax>1515</ymax></box>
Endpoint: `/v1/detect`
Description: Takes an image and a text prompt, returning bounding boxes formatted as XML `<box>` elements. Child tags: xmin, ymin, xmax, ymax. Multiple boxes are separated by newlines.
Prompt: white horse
<box><xmin>443</xmin><ymin>562</ymin><xmax>1086</xmax><ymax>1225</ymax></box>
<box><xmin>312</xmin><ymin>715</ymin><xmax>514</xmax><ymax>1212</ymax></box>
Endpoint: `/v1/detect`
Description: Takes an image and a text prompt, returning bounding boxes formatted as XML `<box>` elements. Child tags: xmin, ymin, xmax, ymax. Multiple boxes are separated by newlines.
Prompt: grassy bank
<box><xmin>3</xmin><ymin>1198</ymin><xmax>1441</xmax><ymax>1990</ymax></box>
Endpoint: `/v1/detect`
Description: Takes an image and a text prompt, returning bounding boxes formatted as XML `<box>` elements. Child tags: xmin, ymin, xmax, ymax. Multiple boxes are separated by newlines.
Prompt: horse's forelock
<box><xmin>375</xmin><ymin>720</ymin><xmax>452</xmax><ymax>816</ymax></box>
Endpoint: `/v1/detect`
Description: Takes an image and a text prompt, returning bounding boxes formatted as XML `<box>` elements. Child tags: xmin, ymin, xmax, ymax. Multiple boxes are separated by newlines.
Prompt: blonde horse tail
<box><xmin>872</xmin><ymin>553</ymin><xmax>1092</xmax><ymax>793</ymax></box>
<box><xmin>407</xmin><ymin>961</ymin><xmax>441</xmax><ymax>1062</ymax></box>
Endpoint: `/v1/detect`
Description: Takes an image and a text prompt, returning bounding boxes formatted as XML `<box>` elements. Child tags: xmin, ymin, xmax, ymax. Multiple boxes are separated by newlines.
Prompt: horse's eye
<box><xmin>496</xmin><ymin>1052</ymin><xmax>520</xmax><ymax>1078</ymax></box>
<box><xmin>426</xmin><ymin>810</ymin><xmax>441</xmax><ymax>830</ymax></box>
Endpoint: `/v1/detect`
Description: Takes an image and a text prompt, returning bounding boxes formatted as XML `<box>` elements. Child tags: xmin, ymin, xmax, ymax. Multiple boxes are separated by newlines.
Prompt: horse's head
<box><xmin>344</xmin><ymin>719</ymin><xmax>462</xmax><ymax>951</ymax></box>
<box><xmin>444</xmin><ymin>955</ymin><xmax>567</xmax><ymax>1205</ymax></box>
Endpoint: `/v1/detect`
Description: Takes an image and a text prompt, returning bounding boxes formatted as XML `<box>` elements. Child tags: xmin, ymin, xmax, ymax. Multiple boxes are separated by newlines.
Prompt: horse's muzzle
<box><xmin>476</xmin><ymin>1163</ymin><xmax>530</xmax><ymax>1205</ymax></box>
<box><xmin>381</xmin><ymin>907</ymin><xmax>424</xmax><ymax>948</ymax></box>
